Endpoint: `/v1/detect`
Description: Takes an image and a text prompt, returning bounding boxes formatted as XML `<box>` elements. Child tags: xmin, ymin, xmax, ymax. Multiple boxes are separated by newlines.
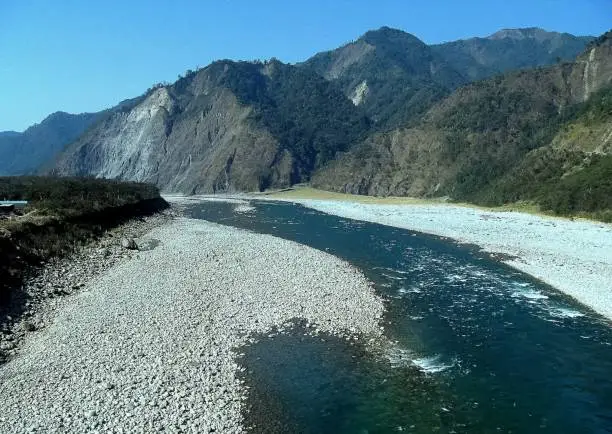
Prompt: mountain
<box><xmin>50</xmin><ymin>60</ymin><xmax>369</xmax><ymax>193</ymax></box>
<box><xmin>302</xmin><ymin>27</ymin><xmax>468</xmax><ymax>129</ymax></box>
<box><xmin>45</xmin><ymin>27</ymin><xmax>611</xmax><ymax>219</ymax></box>
<box><xmin>0</xmin><ymin>112</ymin><xmax>101</xmax><ymax>176</ymax></box>
<box><xmin>312</xmin><ymin>32</ymin><xmax>612</xmax><ymax>219</ymax></box>
<box><xmin>432</xmin><ymin>27</ymin><xmax>595</xmax><ymax>81</ymax></box>
<box><xmin>301</xmin><ymin>27</ymin><xmax>593</xmax><ymax>130</ymax></box>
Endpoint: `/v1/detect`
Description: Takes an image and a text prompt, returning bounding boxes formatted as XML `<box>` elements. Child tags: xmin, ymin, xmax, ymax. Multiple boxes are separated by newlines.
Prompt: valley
<box><xmin>1</xmin><ymin>14</ymin><xmax>611</xmax><ymax>433</ymax></box>
<box><xmin>3</xmin><ymin>26</ymin><xmax>608</xmax><ymax>221</ymax></box>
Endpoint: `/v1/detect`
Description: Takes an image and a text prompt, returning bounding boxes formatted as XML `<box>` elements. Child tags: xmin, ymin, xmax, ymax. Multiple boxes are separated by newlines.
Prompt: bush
<box><xmin>0</xmin><ymin>176</ymin><xmax>167</xmax><ymax>310</ymax></box>
<box><xmin>0</xmin><ymin>176</ymin><xmax>160</xmax><ymax>217</ymax></box>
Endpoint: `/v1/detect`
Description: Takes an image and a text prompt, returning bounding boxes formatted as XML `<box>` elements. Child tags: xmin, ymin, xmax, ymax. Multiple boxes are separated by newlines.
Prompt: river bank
<box><xmin>0</xmin><ymin>208</ymin><xmax>175</xmax><ymax>364</ymax></box>
<box><xmin>253</xmin><ymin>192</ymin><xmax>612</xmax><ymax>321</ymax></box>
<box><xmin>0</xmin><ymin>216</ymin><xmax>384</xmax><ymax>433</ymax></box>
<box><xmin>172</xmin><ymin>196</ymin><xmax>612</xmax><ymax>433</ymax></box>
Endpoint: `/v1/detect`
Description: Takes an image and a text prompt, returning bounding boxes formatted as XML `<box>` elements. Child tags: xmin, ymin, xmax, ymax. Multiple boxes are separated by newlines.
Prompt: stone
<box><xmin>23</xmin><ymin>321</ymin><xmax>36</xmax><ymax>332</ymax></box>
<box><xmin>120</xmin><ymin>238</ymin><xmax>138</xmax><ymax>250</ymax></box>
<box><xmin>136</xmin><ymin>238</ymin><xmax>160</xmax><ymax>252</ymax></box>
<box><xmin>0</xmin><ymin>341</ymin><xmax>15</xmax><ymax>351</ymax></box>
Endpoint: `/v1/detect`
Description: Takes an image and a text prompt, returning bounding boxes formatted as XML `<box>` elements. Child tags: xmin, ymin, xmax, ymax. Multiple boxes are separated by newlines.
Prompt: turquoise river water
<box><xmin>185</xmin><ymin>200</ymin><xmax>612</xmax><ymax>434</ymax></box>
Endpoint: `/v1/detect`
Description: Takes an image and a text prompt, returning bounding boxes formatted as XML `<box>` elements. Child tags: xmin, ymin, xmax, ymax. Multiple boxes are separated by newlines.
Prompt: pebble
<box><xmin>0</xmin><ymin>210</ymin><xmax>175</xmax><ymax>362</ymax></box>
<box><xmin>0</xmin><ymin>215</ymin><xmax>384</xmax><ymax>433</ymax></box>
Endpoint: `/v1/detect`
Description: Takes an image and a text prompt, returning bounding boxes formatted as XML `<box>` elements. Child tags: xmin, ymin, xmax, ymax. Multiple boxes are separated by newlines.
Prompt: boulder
<box><xmin>120</xmin><ymin>237</ymin><xmax>138</xmax><ymax>250</ymax></box>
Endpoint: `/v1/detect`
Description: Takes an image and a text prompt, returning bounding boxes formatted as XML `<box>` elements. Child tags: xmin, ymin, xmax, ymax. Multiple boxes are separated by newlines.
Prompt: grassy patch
<box><xmin>0</xmin><ymin>176</ymin><xmax>161</xmax><ymax>218</ymax></box>
<box><xmin>259</xmin><ymin>186</ymin><xmax>447</xmax><ymax>205</ymax></box>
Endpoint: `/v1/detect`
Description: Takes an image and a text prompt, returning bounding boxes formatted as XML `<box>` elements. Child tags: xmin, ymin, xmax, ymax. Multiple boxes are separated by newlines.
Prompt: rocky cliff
<box><xmin>51</xmin><ymin>60</ymin><xmax>368</xmax><ymax>193</ymax></box>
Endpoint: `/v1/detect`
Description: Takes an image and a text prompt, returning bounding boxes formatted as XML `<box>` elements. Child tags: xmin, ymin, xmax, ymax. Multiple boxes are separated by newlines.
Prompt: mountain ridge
<box><xmin>0</xmin><ymin>111</ymin><xmax>102</xmax><ymax>176</ymax></box>
<box><xmin>35</xmin><ymin>26</ymin><xmax>611</xmax><ymax>219</ymax></box>
<box><xmin>431</xmin><ymin>27</ymin><xmax>595</xmax><ymax>81</ymax></box>
<box><xmin>50</xmin><ymin>59</ymin><xmax>369</xmax><ymax>193</ymax></box>
<box><xmin>302</xmin><ymin>26</ymin><xmax>468</xmax><ymax>128</ymax></box>
<box><xmin>312</xmin><ymin>31</ymin><xmax>612</xmax><ymax>219</ymax></box>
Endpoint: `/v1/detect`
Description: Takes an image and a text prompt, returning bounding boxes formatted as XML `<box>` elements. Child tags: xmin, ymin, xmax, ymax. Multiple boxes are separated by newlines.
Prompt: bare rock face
<box><xmin>572</xmin><ymin>38</ymin><xmax>612</xmax><ymax>102</ymax></box>
<box><xmin>52</xmin><ymin>79</ymin><xmax>285</xmax><ymax>194</ymax></box>
<box><xmin>51</xmin><ymin>58</ymin><xmax>369</xmax><ymax>195</ymax></box>
<box><xmin>50</xmin><ymin>57</ymin><xmax>369</xmax><ymax>195</ymax></box>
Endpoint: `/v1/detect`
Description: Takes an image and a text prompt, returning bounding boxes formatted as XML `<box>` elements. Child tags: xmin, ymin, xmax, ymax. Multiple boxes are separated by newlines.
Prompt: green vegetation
<box><xmin>567</xmin><ymin>86</ymin><xmax>612</xmax><ymax>127</ymax></box>
<box><xmin>433</xmin><ymin>74</ymin><xmax>566</xmax><ymax>199</ymax></box>
<box><xmin>312</xmin><ymin>37</ymin><xmax>612</xmax><ymax>222</ymax></box>
<box><xmin>481</xmin><ymin>149</ymin><xmax>612</xmax><ymax>222</ymax></box>
<box><xmin>0</xmin><ymin>177</ymin><xmax>168</xmax><ymax>309</ymax></box>
<box><xmin>220</xmin><ymin>60</ymin><xmax>370</xmax><ymax>185</ymax></box>
<box><xmin>0</xmin><ymin>176</ymin><xmax>161</xmax><ymax>217</ymax></box>
<box><xmin>539</xmin><ymin>155</ymin><xmax>612</xmax><ymax>221</ymax></box>
<box><xmin>466</xmin><ymin>85</ymin><xmax>612</xmax><ymax>221</ymax></box>
<box><xmin>303</xmin><ymin>27</ymin><xmax>466</xmax><ymax>130</ymax></box>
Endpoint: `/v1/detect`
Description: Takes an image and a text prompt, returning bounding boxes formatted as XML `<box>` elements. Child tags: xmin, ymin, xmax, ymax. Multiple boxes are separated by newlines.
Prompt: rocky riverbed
<box><xmin>0</xmin><ymin>209</ymin><xmax>176</xmax><ymax>364</ymax></box>
<box><xmin>0</xmin><ymin>216</ymin><xmax>384</xmax><ymax>433</ymax></box>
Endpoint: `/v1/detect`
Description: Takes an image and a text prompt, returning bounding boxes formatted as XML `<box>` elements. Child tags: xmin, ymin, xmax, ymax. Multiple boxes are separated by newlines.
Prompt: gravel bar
<box><xmin>0</xmin><ymin>218</ymin><xmax>384</xmax><ymax>433</ymax></box>
<box><xmin>273</xmin><ymin>198</ymin><xmax>612</xmax><ymax>321</ymax></box>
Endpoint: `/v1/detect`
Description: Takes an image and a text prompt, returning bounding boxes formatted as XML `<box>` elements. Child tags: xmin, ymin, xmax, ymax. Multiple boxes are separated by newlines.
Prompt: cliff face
<box><xmin>54</xmin><ymin>85</ymin><xmax>282</xmax><ymax>194</ymax></box>
<box><xmin>52</xmin><ymin>59</ymin><xmax>369</xmax><ymax>193</ymax></box>
<box><xmin>572</xmin><ymin>39</ymin><xmax>612</xmax><ymax>102</ymax></box>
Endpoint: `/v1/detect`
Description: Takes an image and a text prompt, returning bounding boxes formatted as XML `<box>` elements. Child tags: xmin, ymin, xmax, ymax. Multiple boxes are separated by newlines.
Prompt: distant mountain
<box><xmin>42</xmin><ymin>27</ymin><xmax>611</xmax><ymax>220</ymax></box>
<box><xmin>0</xmin><ymin>112</ymin><xmax>101</xmax><ymax>175</ymax></box>
<box><xmin>312</xmin><ymin>32</ymin><xmax>612</xmax><ymax>219</ymax></box>
<box><xmin>302</xmin><ymin>27</ymin><xmax>468</xmax><ymax>129</ymax></box>
<box><xmin>432</xmin><ymin>27</ymin><xmax>595</xmax><ymax>81</ymax></box>
<box><xmin>49</xmin><ymin>60</ymin><xmax>369</xmax><ymax>193</ymax></box>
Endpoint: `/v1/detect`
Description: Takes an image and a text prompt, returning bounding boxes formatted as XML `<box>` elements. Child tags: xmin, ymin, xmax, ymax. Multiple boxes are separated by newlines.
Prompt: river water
<box><xmin>184</xmin><ymin>200</ymin><xmax>612</xmax><ymax>433</ymax></box>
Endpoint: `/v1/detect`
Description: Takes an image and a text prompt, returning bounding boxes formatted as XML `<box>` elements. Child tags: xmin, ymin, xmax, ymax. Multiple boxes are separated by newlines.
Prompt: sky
<box><xmin>0</xmin><ymin>0</ymin><xmax>610</xmax><ymax>132</ymax></box>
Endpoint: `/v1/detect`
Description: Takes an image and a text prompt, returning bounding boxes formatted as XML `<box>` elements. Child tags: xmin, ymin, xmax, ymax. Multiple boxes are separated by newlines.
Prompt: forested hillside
<box><xmin>312</xmin><ymin>32</ymin><xmax>612</xmax><ymax>220</ymax></box>
<box><xmin>302</xmin><ymin>27</ymin><xmax>467</xmax><ymax>129</ymax></box>
<box><xmin>43</xmin><ymin>26</ymin><xmax>611</xmax><ymax>220</ymax></box>
<box><xmin>432</xmin><ymin>28</ymin><xmax>594</xmax><ymax>81</ymax></box>
<box><xmin>50</xmin><ymin>59</ymin><xmax>369</xmax><ymax>193</ymax></box>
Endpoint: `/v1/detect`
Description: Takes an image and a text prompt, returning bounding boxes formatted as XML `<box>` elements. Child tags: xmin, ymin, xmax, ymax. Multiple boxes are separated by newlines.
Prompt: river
<box><xmin>184</xmin><ymin>200</ymin><xmax>612</xmax><ymax>433</ymax></box>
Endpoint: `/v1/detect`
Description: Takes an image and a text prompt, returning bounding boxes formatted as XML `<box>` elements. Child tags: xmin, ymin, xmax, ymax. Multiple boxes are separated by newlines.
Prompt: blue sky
<box><xmin>1</xmin><ymin>0</ymin><xmax>610</xmax><ymax>131</ymax></box>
